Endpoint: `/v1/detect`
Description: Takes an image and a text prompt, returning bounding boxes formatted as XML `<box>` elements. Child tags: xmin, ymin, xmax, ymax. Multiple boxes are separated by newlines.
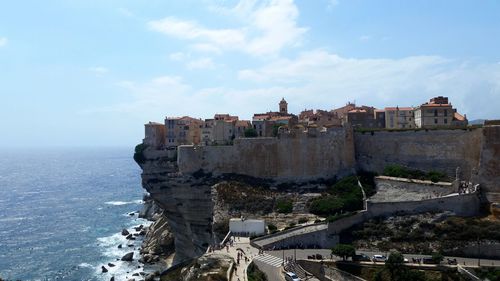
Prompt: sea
<box><xmin>0</xmin><ymin>148</ymin><xmax>151</xmax><ymax>281</ymax></box>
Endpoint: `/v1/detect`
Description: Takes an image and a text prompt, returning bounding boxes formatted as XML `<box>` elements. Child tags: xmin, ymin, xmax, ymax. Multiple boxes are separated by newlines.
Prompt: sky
<box><xmin>1</xmin><ymin>0</ymin><xmax>500</xmax><ymax>147</ymax></box>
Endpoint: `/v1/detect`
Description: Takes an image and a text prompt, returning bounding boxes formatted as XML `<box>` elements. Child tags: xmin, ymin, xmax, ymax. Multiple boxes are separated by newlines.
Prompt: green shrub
<box><xmin>383</xmin><ymin>164</ymin><xmax>448</xmax><ymax>182</ymax></box>
<box><xmin>133</xmin><ymin>143</ymin><xmax>148</xmax><ymax>164</ymax></box>
<box><xmin>298</xmin><ymin>217</ymin><xmax>308</xmax><ymax>224</ymax></box>
<box><xmin>244</xmin><ymin>128</ymin><xmax>258</xmax><ymax>138</ymax></box>
<box><xmin>275</xmin><ymin>199</ymin><xmax>293</xmax><ymax>213</ymax></box>
<box><xmin>331</xmin><ymin>244</ymin><xmax>356</xmax><ymax>261</ymax></box>
<box><xmin>247</xmin><ymin>262</ymin><xmax>268</xmax><ymax>281</ymax></box>
<box><xmin>267</xmin><ymin>223</ymin><xmax>277</xmax><ymax>232</ymax></box>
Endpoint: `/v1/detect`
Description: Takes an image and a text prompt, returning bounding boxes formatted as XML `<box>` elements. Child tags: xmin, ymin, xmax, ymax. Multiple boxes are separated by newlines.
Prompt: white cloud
<box><xmin>0</xmin><ymin>37</ymin><xmax>8</xmax><ymax>47</ymax></box>
<box><xmin>118</xmin><ymin>7</ymin><xmax>134</xmax><ymax>17</ymax></box>
<box><xmin>359</xmin><ymin>35</ymin><xmax>372</xmax><ymax>42</ymax></box>
<box><xmin>237</xmin><ymin>49</ymin><xmax>500</xmax><ymax>119</ymax></box>
<box><xmin>148</xmin><ymin>17</ymin><xmax>246</xmax><ymax>47</ymax></box>
<box><xmin>148</xmin><ymin>0</ymin><xmax>307</xmax><ymax>56</ymax></box>
<box><xmin>88</xmin><ymin>66</ymin><xmax>109</xmax><ymax>74</ymax></box>
<box><xmin>190</xmin><ymin>43</ymin><xmax>222</xmax><ymax>54</ymax></box>
<box><xmin>168</xmin><ymin>52</ymin><xmax>188</xmax><ymax>61</ymax></box>
<box><xmin>186</xmin><ymin>58</ymin><xmax>216</xmax><ymax>70</ymax></box>
<box><xmin>327</xmin><ymin>0</ymin><xmax>339</xmax><ymax>9</ymax></box>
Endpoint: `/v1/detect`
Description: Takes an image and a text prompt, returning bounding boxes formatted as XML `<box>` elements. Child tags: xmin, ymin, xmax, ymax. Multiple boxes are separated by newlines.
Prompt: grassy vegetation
<box><xmin>383</xmin><ymin>164</ymin><xmax>448</xmax><ymax>183</ymax></box>
<box><xmin>247</xmin><ymin>262</ymin><xmax>268</xmax><ymax>281</ymax></box>
<box><xmin>346</xmin><ymin>214</ymin><xmax>500</xmax><ymax>255</ymax></box>
<box><xmin>477</xmin><ymin>267</ymin><xmax>500</xmax><ymax>281</ymax></box>
<box><xmin>308</xmin><ymin>173</ymin><xmax>376</xmax><ymax>218</ymax></box>
<box><xmin>335</xmin><ymin>262</ymin><xmax>465</xmax><ymax>281</ymax></box>
<box><xmin>275</xmin><ymin>199</ymin><xmax>293</xmax><ymax>213</ymax></box>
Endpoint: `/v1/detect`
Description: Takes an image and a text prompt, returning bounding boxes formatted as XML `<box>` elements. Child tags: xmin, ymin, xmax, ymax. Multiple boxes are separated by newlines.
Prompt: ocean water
<box><xmin>0</xmin><ymin>148</ymin><xmax>149</xmax><ymax>281</ymax></box>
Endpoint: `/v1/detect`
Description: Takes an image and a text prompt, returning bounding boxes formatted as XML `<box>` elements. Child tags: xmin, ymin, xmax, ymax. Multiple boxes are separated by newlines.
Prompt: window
<box><xmin>434</xmin><ymin>118</ymin><xmax>438</xmax><ymax>124</ymax></box>
<box><xmin>434</xmin><ymin>109</ymin><xmax>438</xmax><ymax>117</ymax></box>
<box><xmin>444</xmin><ymin>109</ymin><xmax>448</xmax><ymax>116</ymax></box>
<box><xmin>444</xmin><ymin>118</ymin><xmax>448</xmax><ymax>124</ymax></box>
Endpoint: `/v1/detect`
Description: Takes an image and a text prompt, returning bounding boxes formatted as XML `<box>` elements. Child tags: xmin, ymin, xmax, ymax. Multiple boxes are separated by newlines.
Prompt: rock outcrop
<box><xmin>140</xmin><ymin>214</ymin><xmax>175</xmax><ymax>262</ymax></box>
<box><xmin>137</xmin><ymin>149</ymin><xmax>214</xmax><ymax>263</ymax></box>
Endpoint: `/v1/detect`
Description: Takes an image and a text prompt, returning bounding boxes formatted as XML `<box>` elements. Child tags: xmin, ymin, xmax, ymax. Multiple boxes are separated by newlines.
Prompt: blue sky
<box><xmin>1</xmin><ymin>0</ymin><xmax>499</xmax><ymax>147</ymax></box>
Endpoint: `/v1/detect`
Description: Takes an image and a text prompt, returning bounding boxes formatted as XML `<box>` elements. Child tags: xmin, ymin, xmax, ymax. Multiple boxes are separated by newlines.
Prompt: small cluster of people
<box><xmin>458</xmin><ymin>181</ymin><xmax>479</xmax><ymax>194</ymax></box>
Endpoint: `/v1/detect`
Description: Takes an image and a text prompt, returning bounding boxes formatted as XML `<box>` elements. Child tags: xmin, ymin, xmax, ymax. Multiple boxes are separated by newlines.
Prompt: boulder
<box><xmin>110</xmin><ymin>277</ymin><xmax>115</xmax><ymax>281</ymax></box>
<box><xmin>126</xmin><ymin>234</ymin><xmax>133</xmax><ymax>240</ymax></box>
<box><xmin>121</xmin><ymin>229</ymin><xmax>130</xmax><ymax>236</ymax></box>
<box><xmin>117</xmin><ymin>244</ymin><xmax>122</xmax><ymax>249</ymax></box>
<box><xmin>101</xmin><ymin>266</ymin><xmax>108</xmax><ymax>273</ymax></box>
<box><xmin>108</xmin><ymin>263</ymin><xmax>115</xmax><ymax>267</ymax></box>
<box><xmin>121</xmin><ymin>252</ymin><xmax>134</xmax><ymax>262</ymax></box>
<box><xmin>144</xmin><ymin>274</ymin><xmax>156</xmax><ymax>281</ymax></box>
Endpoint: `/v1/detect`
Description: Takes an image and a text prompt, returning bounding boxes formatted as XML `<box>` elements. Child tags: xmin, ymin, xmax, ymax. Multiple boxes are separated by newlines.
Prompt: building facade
<box><xmin>385</xmin><ymin>107</ymin><xmax>415</xmax><ymax>129</ymax></box>
<box><xmin>414</xmin><ymin>96</ymin><xmax>467</xmax><ymax>128</ymax></box>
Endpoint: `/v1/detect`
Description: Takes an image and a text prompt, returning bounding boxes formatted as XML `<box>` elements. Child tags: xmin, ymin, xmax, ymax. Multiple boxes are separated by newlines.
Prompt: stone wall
<box><xmin>354</xmin><ymin>129</ymin><xmax>483</xmax><ymax>180</ymax></box>
<box><xmin>367</xmin><ymin>192</ymin><xmax>480</xmax><ymax>217</ymax></box>
<box><xmin>477</xmin><ymin>125</ymin><xmax>500</xmax><ymax>195</ymax></box>
<box><xmin>178</xmin><ymin>128</ymin><xmax>356</xmax><ymax>182</ymax></box>
<box><xmin>327</xmin><ymin>192</ymin><xmax>480</xmax><ymax>235</ymax></box>
<box><xmin>370</xmin><ymin>177</ymin><xmax>456</xmax><ymax>202</ymax></box>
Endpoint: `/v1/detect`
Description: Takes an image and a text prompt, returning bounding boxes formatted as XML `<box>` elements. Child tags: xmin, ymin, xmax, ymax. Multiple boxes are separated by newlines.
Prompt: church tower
<box><xmin>279</xmin><ymin>98</ymin><xmax>288</xmax><ymax>114</ymax></box>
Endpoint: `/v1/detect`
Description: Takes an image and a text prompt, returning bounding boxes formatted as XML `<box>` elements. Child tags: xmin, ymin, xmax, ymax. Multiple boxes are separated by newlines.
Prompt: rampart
<box><xmin>354</xmin><ymin>129</ymin><xmax>483</xmax><ymax>180</ymax></box>
<box><xmin>177</xmin><ymin>128</ymin><xmax>355</xmax><ymax>182</ymax></box>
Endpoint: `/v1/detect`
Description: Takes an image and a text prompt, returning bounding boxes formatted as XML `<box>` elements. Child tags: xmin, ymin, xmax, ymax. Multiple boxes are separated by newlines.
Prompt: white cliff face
<box><xmin>138</xmin><ymin>149</ymin><xmax>214</xmax><ymax>263</ymax></box>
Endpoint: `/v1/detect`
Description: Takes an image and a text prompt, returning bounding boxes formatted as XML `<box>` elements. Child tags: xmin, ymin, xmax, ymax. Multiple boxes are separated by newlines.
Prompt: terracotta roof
<box><xmin>235</xmin><ymin>120</ymin><xmax>251</xmax><ymax>127</ymax></box>
<box><xmin>420</xmin><ymin>103</ymin><xmax>452</xmax><ymax>107</ymax></box>
<box><xmin>385</xmin><ymin>107</ymin><xmax>414</xmax><ymax>111</ymax></box>
<box><xmin>270</xmin><ymin>116</ymin><xmax>293</xmax><ymax>121</ymax></box>
<box><xmin>453</xmin><ymin>112</ymin><xmax>466</xmax><ymax>121</ymax></box>
<box><xmin>348</xmin><ymin>109</ymin><xmax>367</xmax><ymax>113</ymax></box>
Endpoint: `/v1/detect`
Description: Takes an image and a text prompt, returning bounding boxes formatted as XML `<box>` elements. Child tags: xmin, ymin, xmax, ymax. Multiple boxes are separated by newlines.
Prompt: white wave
<box><xmin>104</xmin><ymin>200</ymin><xmax>143</xmax><ymax>206</ymax></box>
<box><xmin>0</xmin><ymin>217</ymin><xmax>26</xmax><ymax>222</ymax></box>
<box><xmin>78</xmin><ymin>262</ymin><xmax>93</xmax><ymax>268</ymax></box>
<box><xmin>95</xmin><ymin>227</ymin><xmax>152</xmax><ymax>281</ymax></box>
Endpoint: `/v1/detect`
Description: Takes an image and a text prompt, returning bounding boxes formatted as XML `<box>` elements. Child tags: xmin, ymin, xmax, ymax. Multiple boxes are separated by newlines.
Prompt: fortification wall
<box><xmin>478</xmin><ymin>125</ymin><xmax>500</xmax><ymax>194</ymax></box>
<box><xmin>178</xmin><ymin>128</ymin><xmax>355</xmax><ymax>181</ymax></box>
<box><xmin>354</xmin><ymin>129</ymin><xmax>483</xmax><ymax>179</ymax></box>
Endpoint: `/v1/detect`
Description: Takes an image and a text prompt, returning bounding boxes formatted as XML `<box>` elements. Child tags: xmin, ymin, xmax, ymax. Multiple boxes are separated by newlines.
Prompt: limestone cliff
<box><xmin>137</xmin><ymin>149</ymin><xmax>214</xmax><ymax>263</ymax></box>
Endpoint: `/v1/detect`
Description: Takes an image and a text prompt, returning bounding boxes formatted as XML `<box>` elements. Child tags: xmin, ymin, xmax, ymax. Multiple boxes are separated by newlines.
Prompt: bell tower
<box><xmin>279</xmin><ymin>98</ymin><xmax>288</xmax><ymax>114</ymax></box>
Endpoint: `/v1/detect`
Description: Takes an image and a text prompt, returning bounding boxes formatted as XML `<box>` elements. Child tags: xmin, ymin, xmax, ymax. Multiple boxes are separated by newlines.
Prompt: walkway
<box><xmin>210</xmin><ymin>236</ymin><xmax>285</xmax><ymax>281</ymax></box>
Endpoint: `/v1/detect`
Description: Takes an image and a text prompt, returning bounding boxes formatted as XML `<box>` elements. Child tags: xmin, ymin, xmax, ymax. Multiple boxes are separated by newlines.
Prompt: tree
<box><xmin>331</xmin><ymin>244</ymin><xmax>356</xmax><ymax>261</ymax></box>
<box><xmin>431</xmin><ymin>252</ymin><xmax>444</xmax><ymax>264</ymax></box>
<box><xmin>385</xmin><ymin>252</ymin><xmax>405</xmax><ymax>281</ymax></box>
<box><xmin>244</xmin><ymin>128</ymin><xmax>258</xmax><ymax>138</ymax></box>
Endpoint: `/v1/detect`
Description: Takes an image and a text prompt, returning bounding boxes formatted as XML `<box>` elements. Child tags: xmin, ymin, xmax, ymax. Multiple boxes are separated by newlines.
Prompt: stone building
<box><xmin>201</xmin><ymin>114</ymin><xmax>251</xmax><ymax>145</ymax></box>
<box><xmin>346</xmin><ymin>107</ymin><xmax>385</xmax><ymax>129</ymax></box>
<box><xmin>299</xmin><ymin>109</ymin><xmax>341</xmax><ymax>128</ymax></box>
<box><xmin>252</xmin><ymin>98</ymin><xmax>297</xmax><ymax>137</ymax></box>
<box><xmin>165</xmin><ymin>116</ymin><xmax>203</xmax><ymax>147</ymax></box>
<box><xmin>385</xmin><ymin>106</ymin><xmax>416</xmax><ymax>129</ymax></box>
<box><xmin>143</xmin><ymin>122</ymin><xmax>166</xmax><ymax>149</ymax></box>
<box><xmin>414</xmin><ymin>96</ymin><xmax>468</xmax><ymax>128</ymax></box>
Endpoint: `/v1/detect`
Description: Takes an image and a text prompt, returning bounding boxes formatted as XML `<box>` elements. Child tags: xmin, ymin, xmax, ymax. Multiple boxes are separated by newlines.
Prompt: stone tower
<box><xmin>279</xmin><ymin>98</ymin><xmax>288</xmax><ymax>114</ymax></box>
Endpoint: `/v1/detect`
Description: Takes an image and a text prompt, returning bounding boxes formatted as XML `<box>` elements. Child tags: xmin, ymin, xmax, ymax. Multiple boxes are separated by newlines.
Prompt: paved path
<box><xmin>254</xmin><ymin>253</ymin><xmax>284</xmax><ymax>268</ymax></box>
<box><xmin>211</xmin><ymin>236</ymin><xmax>285</xmax><ymax>281</ymax></box>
